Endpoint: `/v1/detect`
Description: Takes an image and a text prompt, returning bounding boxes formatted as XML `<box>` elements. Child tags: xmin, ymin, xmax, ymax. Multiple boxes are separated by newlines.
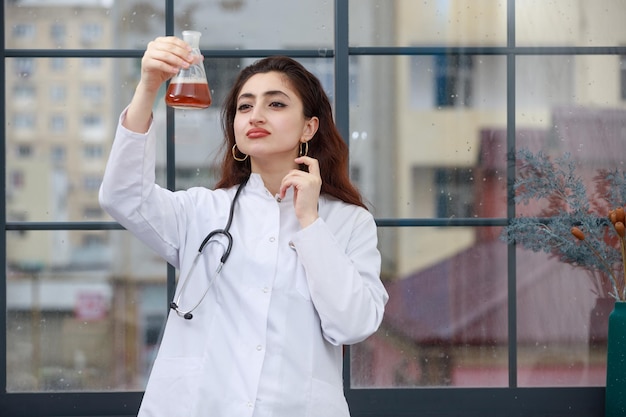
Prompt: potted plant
<box><xmin>501</xmin><ymin>148</ymin><xmax>626</xmax><ymax>416</ymax></box>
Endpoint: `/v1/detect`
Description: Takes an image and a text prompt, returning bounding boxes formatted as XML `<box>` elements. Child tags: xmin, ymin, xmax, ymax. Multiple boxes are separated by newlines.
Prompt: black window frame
<box><xmin>0</xmin><ymin>0</ymin><xmax>615</xmax><ymax>415</ymax></box>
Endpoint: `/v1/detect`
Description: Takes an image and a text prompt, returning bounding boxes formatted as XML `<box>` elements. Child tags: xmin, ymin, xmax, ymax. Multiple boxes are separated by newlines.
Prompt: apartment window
<box><xmin>83</xmin><ymin>144</ymin><xmax>103</xmax><ymax>159</ymax></box>
<box><xmin>51</xmin><ymin>145</ymin><xmax>66</xmax><ymax>163</ymax></box>
<box><xmin>12</xmin><ymin>113</ymin><xmax>36</xmax><ymax>130</ymax></box>
<box><xmin>81</xmin><ymin>57</ymin><xmax>102</xmax><ymax>70</ymax></box>
<box><xmin>13</xmin><ymin>84</ymin><xmax>35</xmax><ymax>101</ymax></box>
<box><xmin>83</xmin><ymin>175</ymin><xmax>101</xmax><ymax>192</ymax></box>
<box><xmin>49</xmin><ymin>84</ymin><xmax>66</xmax><ymax>102</ymax></box>
<box><xmin>16</xmin><ymin>144</ymin><xmax>33</xmax><ymax>158</ymax></box>
<box><xmin>83</xmin><ymin>207</ymin><xmax>104</xmax><ymax>219</ymax></box>
<box><xmin>80</xmin><ymin>23</ymin><xmax>103</xmax><ymax>45</ymax></box>
<box><xmin>50</xmin><ymin>23</ymin><xmax>66</xmax><ymax>46</ymax></box>
<box><xmin>435</xmin><ymin>55</ymin><xmax>473</xmax><ymax>107</ymax></box>
<box><xmin>14</xmin><ymin>58</ymin><xmax>34</xmax><ymax>78</ymax></box>
<box><xmin>50</xmin><ymin>115</ymin><xmax>66</xmax><ymax>133</ymax></box>
<box><xmin>50</xmin><ymin>57</ymin><xmax>65</xmax><ymax>72</ymax></box>
<box><xmin>434</xmin><ymin>168</ymin><xmax>475</xmax><ymax>218</ymax></box>
<box><xmin>81</xmin><ymin>233</ymin><xmax>105</xmax><ymax>247</ymax></box>
<box><xmin>81</xmin><ymin>114</ymin><xmax>103</xmax><ymax>129</ymax></box>
<box><xmin>81</xmin><ymin>83</ymin><xmax>104</xmax><ymax>102</ymax></box>
<box><xmin>12</xmin><ymin>23</ymin><xmax>35</xmax><ymax>39</ymax></box>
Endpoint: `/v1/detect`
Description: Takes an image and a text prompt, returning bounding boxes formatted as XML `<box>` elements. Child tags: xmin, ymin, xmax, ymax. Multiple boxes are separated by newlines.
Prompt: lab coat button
<box><xmin>288</xmin><ymin>241</ymin><xmax>295</xmax><ymax>249</ymax></box>
<box><xmin>269</xmin><ymin>236</ymin><xmax>276</xmax><ymax>242</ymax></box>
<box><xmin>256</xmin><ymin>345</ymin><xmax>263</xmax><ymax>351</ymax></box>
<box><xmin>262</xmin><ymin>287</ymin><xmax>270</xmax><ymax>293</ymax></box>
<box><xmin>247</xmin><ymin>401</ymin><xmax>253</xmax><ymax>408</ymax></box>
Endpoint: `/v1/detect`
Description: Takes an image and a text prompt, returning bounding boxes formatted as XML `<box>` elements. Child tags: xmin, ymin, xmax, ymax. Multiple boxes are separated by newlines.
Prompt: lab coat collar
<box><xmin>246</xmin><ymin>173</ymin><xmax>294</xmax><ymax>203</ymax></box>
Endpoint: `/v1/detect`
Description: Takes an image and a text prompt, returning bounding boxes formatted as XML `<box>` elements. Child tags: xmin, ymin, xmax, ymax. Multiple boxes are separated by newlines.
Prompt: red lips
<box><xmin>246</xmin><ymin>127</ymin><xmax>270</xmax><ymax>139</ymax></box>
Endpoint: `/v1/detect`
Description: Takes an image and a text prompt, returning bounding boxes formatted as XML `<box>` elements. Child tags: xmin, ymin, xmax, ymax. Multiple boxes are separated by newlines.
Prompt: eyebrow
<box><xmin>237</xmin><ymin>90</ymin><xmax>290</xmax><ymax>101</ymax></box>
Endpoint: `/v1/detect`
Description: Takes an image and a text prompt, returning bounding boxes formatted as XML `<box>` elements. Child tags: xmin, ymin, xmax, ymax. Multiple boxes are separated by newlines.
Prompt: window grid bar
<box><xmin>5</xmin><ymin>46</ymin><xmax>626</xmax><ymax>59</ymax></box>
<box><xmin>3</xmin><ymin>49</ymin><xmax>336</xmax><ymax>58</ymax></box>
<box><xmin>0</xmin><ymin>0</ymin><xmax>8</xmax><ymax>397</ymax></box>
<box><xmin>335</xmin><ymin>0</ymin><xmax>352</xmax><ymax>389</ymax></box>
<box><xmin>165</xmin><ymin>0</ymin><xmax>177</xmax><ymax>313</ymax></box>
<box><xmin>506</xmin><ymin>0</ymin><xmax>518</xmax><ymax>389</ymax></box>
<box><xmin>4</xmin><ymin>217</ymin><xmax>509</xmax><ymax>231</ymax></box>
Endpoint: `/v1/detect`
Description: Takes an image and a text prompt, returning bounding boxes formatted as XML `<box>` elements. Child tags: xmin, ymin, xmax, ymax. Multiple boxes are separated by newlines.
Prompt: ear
<box><xmin>302</xmin><ymin>116</ymin><xmax>319</xmax><ymax>142</ymax></box>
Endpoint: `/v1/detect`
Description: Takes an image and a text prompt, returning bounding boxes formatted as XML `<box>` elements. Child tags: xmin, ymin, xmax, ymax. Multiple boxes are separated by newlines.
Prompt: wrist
<box><xmin>299</xmin><ymin>215</ymin><xmax>319</xmax><ymax>229</ymax></box>
<box><xmin>135</xmin><ymin>80</ymin><xmax>160</xmax><ymax>100</ymax></box>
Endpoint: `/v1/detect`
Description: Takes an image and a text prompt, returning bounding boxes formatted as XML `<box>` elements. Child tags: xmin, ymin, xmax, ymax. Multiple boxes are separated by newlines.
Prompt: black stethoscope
<box><xmin>169</xmin><ymin>177</ymin><xmax>248</xmax><ymax>320</ymax></box>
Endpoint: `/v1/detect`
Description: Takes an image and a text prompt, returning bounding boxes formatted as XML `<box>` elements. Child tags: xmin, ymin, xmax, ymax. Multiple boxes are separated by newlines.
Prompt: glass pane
<box><xmin>516</xmin><ymin>256</ymin><xmax>607</xmax><ymax>387</ymax></box>
<box><xmin>349</xmin><ymin>55</ymin><xmax>508</xmax><ymax>219</ymax></box>
<box><xmin>349</xmin><ymin>0</ymin><xmax>507</xmax><ymax>47</ymax></box>
<box><xmin>4</xmin><ymin>57</ymin><xmax>164</xmax><ymax>223</ymax></box>
<box><xmin>6</xmin><ymin>230</ymin><xmax>167</xmax><ymax>392</ymax></box>
<box><xmin>5</xmin><ymin>0</ymin><xmax>334</xmax><ymax>50</ymax></box>
<box><xmin>174</xmin><ymin>0</ymin><xmax>333</xmax><ymax>50</ymax></box>
<box><xmin>6</xmin><ymin>3</ymin><xmax>113</xmax><ymax>49</ymax></box>
<box><xmin>513</xmin><ymin>55</ymin><xmax>626</xmax><ymax>387</ymax></box>
<box><xmin>517</xmin><ymin>0</ymin><xmax>626</xmax><ymax>47</ymax></box>
<box><xmin>352</xmin><ymin>226</ymin><xmax>509</xmax><ymax>387</ymax></box>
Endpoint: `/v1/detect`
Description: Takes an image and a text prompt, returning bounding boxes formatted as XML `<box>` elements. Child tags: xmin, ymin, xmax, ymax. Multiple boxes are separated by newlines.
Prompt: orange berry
<box><xmin>616</xmin><ymin>207</ymin><xmax>626</xmax><ymax>223</ymax></box>
<box><xmin>616</xmin><ymin>222</ymin><xmax>626</xmax><ymax>238</ymax></box>
<box><xmin>571</xmin><ymin>227</ymin><xmax>585</xmax><ymax>241</ymax></box>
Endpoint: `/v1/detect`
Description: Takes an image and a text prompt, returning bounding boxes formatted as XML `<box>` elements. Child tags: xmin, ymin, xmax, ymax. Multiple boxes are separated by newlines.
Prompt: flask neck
<box><xmin>181</xmin><ymin>30</ymin><xmax>201</xmax><ymax>49</ymax></box>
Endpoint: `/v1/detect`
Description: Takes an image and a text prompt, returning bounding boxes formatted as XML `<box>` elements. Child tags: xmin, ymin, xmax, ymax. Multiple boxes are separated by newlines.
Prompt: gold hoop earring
<box><xmin>299</xmin><ymin>141</ymin><xmax>309</xmax><ymax>157</ymax></box>
<box><xmin>232</xmin><ymin>144</ymin><xmax>248</xmax><ymax>162</ymax></box>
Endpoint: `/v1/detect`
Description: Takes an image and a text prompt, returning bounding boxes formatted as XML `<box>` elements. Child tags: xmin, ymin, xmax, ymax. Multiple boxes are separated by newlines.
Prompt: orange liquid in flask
<box><xmin>165</xmin><ymin>80</ymin><xmax>212</xmax><ymax>109</ymax></box>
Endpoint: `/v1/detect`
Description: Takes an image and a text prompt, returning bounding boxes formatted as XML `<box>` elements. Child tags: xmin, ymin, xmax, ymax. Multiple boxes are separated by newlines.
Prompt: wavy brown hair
<box><xmin>215</xmin><ymin>56</ymin><xmax>366</xmax><ymax>209</ymax></box>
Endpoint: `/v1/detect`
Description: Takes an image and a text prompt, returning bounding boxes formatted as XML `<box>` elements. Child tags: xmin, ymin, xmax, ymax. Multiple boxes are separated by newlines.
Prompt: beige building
<box><xmin>6</xmin><ymin>1</ymin><xmax>114</xmax><ymax>269</ymax></box>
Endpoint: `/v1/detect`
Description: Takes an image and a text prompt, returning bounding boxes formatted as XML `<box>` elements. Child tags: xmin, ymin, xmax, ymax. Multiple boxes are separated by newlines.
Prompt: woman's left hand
<box><xmin>279</xmin><ymin>156</ymin><xmax>321</xmax><ymax>228</ymax></box>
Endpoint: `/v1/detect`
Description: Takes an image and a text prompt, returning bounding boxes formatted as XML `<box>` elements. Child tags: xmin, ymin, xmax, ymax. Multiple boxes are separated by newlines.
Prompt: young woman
<box><xmin>99</xmin><ymin>36</ymin><xmax>388</xmax><ymax>417</ymax></box>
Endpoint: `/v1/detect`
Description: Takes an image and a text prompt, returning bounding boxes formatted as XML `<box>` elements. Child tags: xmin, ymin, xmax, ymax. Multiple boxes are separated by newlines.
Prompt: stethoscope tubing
<box><xmin>169</xmin><ymin>177</ymin><xmax>249</xmax><ymax>320</ymax></box>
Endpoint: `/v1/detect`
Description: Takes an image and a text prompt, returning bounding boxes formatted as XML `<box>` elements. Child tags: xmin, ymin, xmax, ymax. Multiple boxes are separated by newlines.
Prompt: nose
<box><xmin>248</xmin><ymin>105</ymin><xmax>265</xmax><ymax>124</ymax></box>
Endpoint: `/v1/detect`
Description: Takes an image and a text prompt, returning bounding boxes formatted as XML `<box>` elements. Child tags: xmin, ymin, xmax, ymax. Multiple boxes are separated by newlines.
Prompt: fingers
<box><xmin>279</xmin><ymin>157</ymin><xmax>322</xmax><ymax>228</ymax></box>
<box><xmin>279</xmin><ymin>157</ymin><xmax>321</xmax><ymax>199</ymax></box>
<box><xmin>144</xmin><ymin>36</ymin><xmax>194</xmax><ymax>73</ymax></box>
<box><xmin>140</xmin><ymin>36</ymin><xmax>195</xmax><ymax>89</ymax></box>
<box><xmin>295</xmin><ymin>156</ymin><xmax>320</xmax><ymax>176</ymax></box>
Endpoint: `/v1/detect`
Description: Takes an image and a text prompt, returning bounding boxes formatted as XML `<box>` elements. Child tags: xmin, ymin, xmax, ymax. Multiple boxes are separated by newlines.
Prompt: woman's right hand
<box><xmin>139</xmin><ymin>36</ymin><xmax>194</xmax><ymax>94</ymax></box>
<box><xmin>123</xmin><ymin>36</ymin><xmax>195</xmax><ymax>133</ymax></box>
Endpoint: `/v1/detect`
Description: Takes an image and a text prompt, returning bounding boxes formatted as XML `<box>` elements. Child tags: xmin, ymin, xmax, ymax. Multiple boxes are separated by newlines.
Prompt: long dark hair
<box><xmin>215</xmin><ymin>56</ymin><xmax>366</xmax><ymax>209</ymax></box>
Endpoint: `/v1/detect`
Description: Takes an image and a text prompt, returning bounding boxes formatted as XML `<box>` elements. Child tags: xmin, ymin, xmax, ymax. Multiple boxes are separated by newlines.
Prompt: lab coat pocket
<box><xmin>139</xmin><ymin>356</ymin><xmax>203</xmax><ymax>417</ymax></box>
<box><xmin>309</xmin><ymin>378</ymin><xmax>350</xmax><ymax>417</ymax></box>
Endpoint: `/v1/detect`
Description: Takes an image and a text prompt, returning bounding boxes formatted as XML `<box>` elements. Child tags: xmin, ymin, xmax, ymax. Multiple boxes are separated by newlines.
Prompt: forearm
<box><xmin>123</xmin><ymin>80</ymin><xmax>160</xmax><ymax>133</ymax></box>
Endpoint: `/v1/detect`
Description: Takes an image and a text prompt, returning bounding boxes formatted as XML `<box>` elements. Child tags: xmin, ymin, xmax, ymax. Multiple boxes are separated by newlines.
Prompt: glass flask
<box><xmin>165</xmin><ymin>31</ymin><xmax>212</xmax><ymax>109</ymax></box>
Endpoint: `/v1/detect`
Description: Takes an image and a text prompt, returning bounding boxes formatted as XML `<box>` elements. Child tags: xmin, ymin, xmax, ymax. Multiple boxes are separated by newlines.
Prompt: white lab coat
<box><xmin>99</xmin><ymin>110</ymin><xmax>389</xmax><ymax>417</ymax></box>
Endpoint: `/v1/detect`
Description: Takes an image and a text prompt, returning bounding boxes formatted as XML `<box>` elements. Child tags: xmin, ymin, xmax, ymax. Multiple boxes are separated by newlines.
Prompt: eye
<box><xmin>269</xmin><ymin>101</ymin><xmax>286</xmax><ymax>108</ymax></box>
<box><xmin>237</xmin><ymin>103</ymin><xmax>252</xmax><ymax>112</ymax></box>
